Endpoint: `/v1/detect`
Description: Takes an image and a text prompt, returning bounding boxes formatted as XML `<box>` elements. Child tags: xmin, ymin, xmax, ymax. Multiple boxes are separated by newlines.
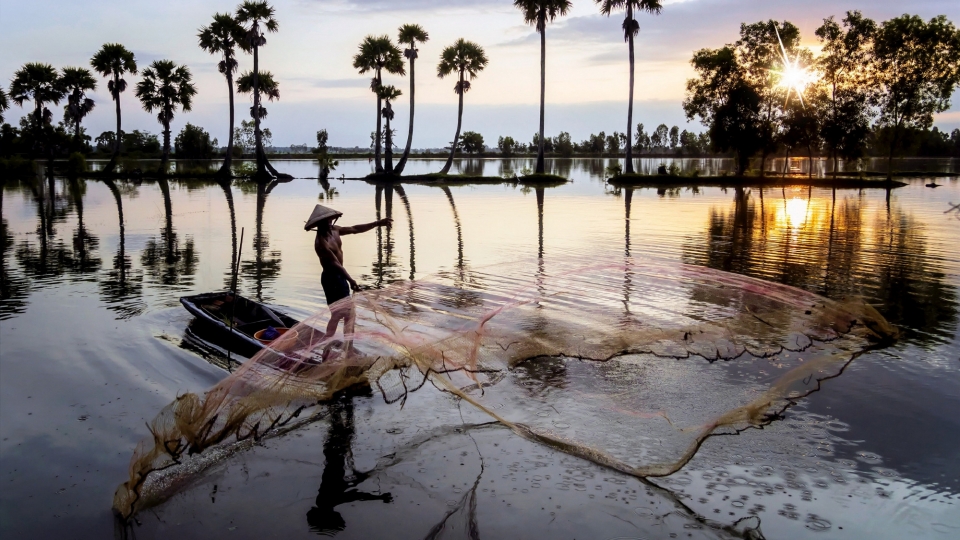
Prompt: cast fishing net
<box><xmin>112</xmin><ymin>257</ymin><xmax>896</xmax><ymax>519</ymax></box>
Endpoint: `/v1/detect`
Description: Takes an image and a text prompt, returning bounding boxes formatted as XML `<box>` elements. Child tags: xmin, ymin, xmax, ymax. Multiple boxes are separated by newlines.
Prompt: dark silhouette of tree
<box><xmin>66</xmin><ymin>178</ymin><xmax>102</xmax><ymax>276</ymax></box>
<box><xmin>652</xmin><ymin>123</ymin><xmax>668</xmax><ymax>149</ymax></box>
<box><xmin>595</xmin><ymin>0</ymin><xmax>663</xmax><ymax>174</ymax></box>
<box><xmin>394</xmin><ymin>24</ymin><xmax>429</xmax><ymax>175</ymax></box>
<box><xmin>60</xmin><ymin>67</ymin><xmax>97</xmax><ymax>146</ymax></box>
<box><xmin>870</xmin><ymin>14</ymin><xmax>960</xmax><ymax>178</ymax></box>
<box><xmin>815</xmin><ymin>11</ymin><xmax>876</xmax><ymax>178</ymax></box>
<box><xmin>683</xmin><ymin>46</ymin><xmax>762</xmax><ymax>175</ymax></box>
<box><xmin>236</xmin><ymin>0</ymin><xmax>281</xmax><ymax>181</ymax></box>
<box><xmin>515</xmin><ymin>0</ymin><xmax>572</xmax><ymax>174</ymax></box>
<box><xmin>236</xmin><ymin>69</ymin><xmax>280</xmax><ymax>162</ymax></box>
<box><xmin>0</xmin><ymin>88</ymin><xmax>9</xmax><ymax>124</ymax></box>
<box><xmin>99</xmin><ymin>179</ymin><xmax>145</xmax><ymax>319</ymax></box>
<box><xmin>377</xmin><ymin>84</ymin><xmax>402</xmax><ymax>173</ymax></box>
<box><xmin>199</xmin><ymin>12</ymin><xmax>247</xmax><ymax>177</ymax></box>
<box><xmin>437</xmin><ymin>39</ymin><xmax>488</xmax><ymax>175</ymax></box>
<box><xmin>135</xmin><ymin>60</ymin><xmax>197</xmax><ymax>173</ymax></box>
<box><xmin>780</xmin><ymin>90</ymin><xmax>823</xmax><ymax>178</ymax></box>
<box><xmin>10</xmin><ymin>63</ymin><xmax>66</xmax><ymax>155</ymax></box>
<box><xmin>0</xmin><ymin>187</ymin><xmax>30</xmax><ymax>320</ymax></box>
<box><xmin>90</xmin><ymin>43</ymin><xmax>137</xmax><ymax>173</ymax></box>
<box><xmin>141</xmin><ymin>179</ymin><xmax>198</xmax><ymax>296</ymax></box>
<box><xmin>353</xmin><ymin>35</ymin><xmax>405</xmax><ymax>174</ymax></box>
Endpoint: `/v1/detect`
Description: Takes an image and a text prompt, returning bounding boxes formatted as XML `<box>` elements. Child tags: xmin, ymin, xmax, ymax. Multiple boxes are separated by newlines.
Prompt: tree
<box><xmin>90</xmin><ymin>43</ymin><xmax>137</xmax><ymax>172</ymax></box>
<box><xmin>135</xmin><ymin>60</ymin><xmax>197</xmax><ymax>172</ymax></box>
<box><xmin>174</xmin><ymin>123</ymin><xmax>216</xmax><ymax>159</ymax></box>
<box><xmin>780</xmin><ymin>90</ymin><xmax>823</xmax><ymax>177</ymax></box>
<box><xmin>234</xmin><ymin>119</ymin><xmax>271</xmax><ymax>154</ymax></box>
<box><xmin>498</xmin><ymin>135</ymin><xmax>518</xmax><ymax>156</ymax></box>
<box><xmin>237</xmin><ymin>69</ymin><xmax>280</xmax><ymax>153</ymax></box>
<box><xmin>633</xmin><ymin>123</ymin><xmax>650</xmax><ymax>152</ymax></box>
<box><xmin>236</xmin><ymin>0</ymin><xmax>281</xmax><ymax>180</ymax></box>
<box><xmin>595</xmin><ymin>0</ymin><xmax>663</xmax><ymax>174</ymax></box>
<box><xmin>0</xmin><ymin>88</ymin><xmax>8</xmax><ymax>124</ymax></box>
<box><xmin>377</xmin><ymin>84</ymin><xmax>402</xmax><ymax>171</ymax></box>
<box><xmin>871</xmin><ymin>14</ymin><xmax>960</xmax><ymax>178</ymax></box>
<box><xmin>315</xmin><ymin>129</ymin><xmax>329</xmax><ymax>154</ymax></box>
<box><xmin>678</xmin><ymin>129</ymin><xmax>697</xmax><ymax>154</ymax></box>
<box><xmin>437</xmin><ymin>39</ymin><xmax>488</xmax><ymax>175</ymax></box>
<box><xmin>515</xmin><ymin>0</ymin><xmax>572</xmax><ymax>174</ymax></box>
<box><xmin>461</xmin><ymin>131</ymin><xmax>485</xmax><ymax>154</ymax></box>
<box><xmin>554</xmin><ymin>131</ymin><xmax>574</xmax><ymax>157</ymax></box>
<box><xmin>606</xmin><ymin>131</ymin><xmax>624</xmax><ymax>154</ymax></box>
<box><xmin>683</xmin><ymin>46</ymin><xmax>762</xmax><ymax>175</ymax></box>
<box><xmin>9</xmin><ymin>63</ymin><xmax>66</xmax><ymax>157</ymax></box>
<box><xmin>652</xmin><ymin>124</ymin><xmax>668</xmax><ymax>149</ymax></box>
<box><xmin>394</xmin><ymin>24</ymin><xmax>429</xmax><ymax>175</ymax></box>
<box><xmin>353</xmin><ymin>35</ymin><xmax>405</xmax><ymax>174</ymax></box>
<box><xmin>815</xmin><ymin>11</ymin><xmax>876</xmax><ymax>178</ymax></box>
<box><xmin>199</xmin><ymin>12</ymin><xmax>247</xmax><ymax>176</ymax></box>
<box><xmin>669</xmin><ymin>125</ymin><xmax>679</xmax><ymax>150</ymax></box>
<box><xmin>60</xmin><ymin>67</ymin><xmax>97</xmax><ymax>145</ymax></box>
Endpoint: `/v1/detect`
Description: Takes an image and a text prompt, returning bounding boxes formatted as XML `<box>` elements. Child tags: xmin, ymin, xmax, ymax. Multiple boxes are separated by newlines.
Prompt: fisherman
<box><xmin>306</xmin><ymin>204</ymin><xmax>391</xmax><ymax>353</ymax></box>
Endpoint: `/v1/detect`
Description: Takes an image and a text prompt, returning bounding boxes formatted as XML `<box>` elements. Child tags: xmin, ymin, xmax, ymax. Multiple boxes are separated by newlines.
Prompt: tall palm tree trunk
<box><xmin>160</xmin><ymin>118</ymin><xmax>171</xmax><ymax>174</ymax></box>
<box><xmin>252</xmin><ymin>32</ymin><xmax>272</xmax><ymax>181</ymax></box>
<box><xmin>375</xmin><ymin>71</ymin><xmax>383</xmax><ymax>173</ymax></box>
<box><xmin>439</xmin><ymin>73</ymin><xmax>465</xmax><ymax>175</ymax></box>
<box><xmin>395</xmin><ymin>46</ymin><xmax>416</xmax><ymax>175</ymax></box>
<box><xmin>220</xmin><ymin>71</ymin><xmax>236</xmax><ymax>177</ymax></box>
<box><xmin>535</xmin><ymin>20</ymin><xmax>546</xmax><ymax>174</ymax></box>
<box><xmin>625</xmin><ymin>7</ymin><xmax>636</xmax><ymax>175</ymax></box>
<box><xmin>108</xmin><ymin>75</ymin><xmax>122</xmax><ymax>173</ymax></box>
<box><xmin>384</xmin><ymin>109</ymin><xmax>394</xmax><ymax>173</ymax></box>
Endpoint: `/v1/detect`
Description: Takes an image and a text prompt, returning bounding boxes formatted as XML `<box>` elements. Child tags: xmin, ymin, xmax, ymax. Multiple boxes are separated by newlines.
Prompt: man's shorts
<box><xmin>321</xmin><ymin>270</ymin><xmax>351</xmax><ymax>305</ymax></box>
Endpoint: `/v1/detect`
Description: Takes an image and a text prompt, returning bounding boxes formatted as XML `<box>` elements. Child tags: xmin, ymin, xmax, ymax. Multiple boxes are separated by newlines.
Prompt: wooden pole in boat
<box><xmin>227</xmin><ymin>227</ymin><xmax>245</xmax><ymax>370</ymax></box>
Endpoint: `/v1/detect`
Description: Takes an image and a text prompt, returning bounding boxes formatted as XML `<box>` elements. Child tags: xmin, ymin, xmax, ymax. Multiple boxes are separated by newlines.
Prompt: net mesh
<box><xmin>112</xmin><ymin>257</ymin><xmax>896</xmax><ymax>519</ymax></box>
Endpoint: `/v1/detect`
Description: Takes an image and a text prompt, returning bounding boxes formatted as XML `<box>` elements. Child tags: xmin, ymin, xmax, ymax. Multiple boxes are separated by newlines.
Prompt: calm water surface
<box><xmin>1</xmin><ymin>158</ymin><xmax>958</xmax><ymax>539</ymax></box>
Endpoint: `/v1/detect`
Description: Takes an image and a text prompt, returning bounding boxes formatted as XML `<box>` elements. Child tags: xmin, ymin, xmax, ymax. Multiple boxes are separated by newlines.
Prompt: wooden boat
<box><xmin>180</xmin><ymin>292</ymin><xmax>300</xmax><ymax>358</ymax></box>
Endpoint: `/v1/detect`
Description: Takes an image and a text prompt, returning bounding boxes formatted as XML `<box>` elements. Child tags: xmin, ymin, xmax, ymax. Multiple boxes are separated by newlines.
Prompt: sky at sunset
<box><xmin>3</xmin><ymin>0</ymin><xmax>959</xmax><ymax>147</ymax></box>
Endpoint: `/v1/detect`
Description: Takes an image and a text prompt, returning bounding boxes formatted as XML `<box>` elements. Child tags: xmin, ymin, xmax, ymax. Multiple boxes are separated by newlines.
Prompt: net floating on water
<box><xmin>113</xmin><ymin>258</ymin><xmax>896</xmax><ymax>519</ymax></box>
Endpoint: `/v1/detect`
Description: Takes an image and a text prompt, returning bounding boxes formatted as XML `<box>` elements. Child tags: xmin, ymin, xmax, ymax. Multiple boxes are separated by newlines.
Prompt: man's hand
<box><xmin>348</xmin><ymin>278</ymin><xmax>361</xmax><ymax>292</ymax></box>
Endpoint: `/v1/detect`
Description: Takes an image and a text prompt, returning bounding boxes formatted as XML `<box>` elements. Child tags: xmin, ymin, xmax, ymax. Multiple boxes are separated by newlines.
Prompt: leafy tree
<box><xmin>460</xmin><ymin>131</ymin><xmax>485</xmax><ymax>154</ymax></box>
<box><xmin>871</xmin><ymin>14</ymin><xmax>960</xmax><ymax>177</ymax></box>
<box><xmin>236</xmin><ymin>0</ymin><xmax>281</xmax><ymax>180</ymax></box>
<box><xmin>554</xmin><ymin>131</ymin><xmax>574</xmax><ymax>157</ymax></box>
<box><xmin>174</xmin><ymin>123</ymin><xmax>216</xmax><ymax>159</ymax></box>
<box><xmin>780</xmin><ymin>91</ymin><xmax>823</xmax><ymax>177</ymax></box>
<box><xmin>437</xmin><ymin>39</ymin><xmax>488</xmax><ymax>174</ymax></box>
<box><xmin>633</xmin><ymin>123</ymin><xmax>650</xmax><ymax>152</ymax></box>
<box><xmin>394</xmin><ymin>24</ymin><xmax>429</xmax><ymax>175</ymax></box>
<box><xmin>353</xmin><ymin>35</ymin><xmax>405</xmax><ymax>173</ymax></box>
<box><xmin>595</xmin><ymin>0</ymin><xmax>663</xmax><ymax>173</ymax></box>
<box><xmin>135</xmin><ymin>60</ymin><xmax>197</xmax><ymax>172</ymax></box>
<box><xmin>515</xmin><ymin>0</ymin><xmax>572</xmax><ymax>173</ymax></box>
<box><xmin>60</xmin><ymin>67</ymin><xmax>97</xmax><ymax>146</ymax></box>
<box><xmin>606</xmin><ymin>131</ymin><xmax>625</xmax><ymax>154</ymax></box>
<box><xmin>531</xmin><ymin>132</ymin><xmax>554</xmax><ymax>153</ymax></box>
<box><xmin>0</xmin><ymin>88</ymin><xmax>8</xmax><ymax>124</ymax></box>
<box><xmin>377</xmin><ymin>84</ymin><xmax>402</xmax><ymax>171</ymax></box>
<box><xmin>234</xmin><ymin>119</ymin><xmax>271</xmax><ymax>154</ymax></box>
<box><xmin>498</xmin><ymin>135</ymin><xmax>518</xmax><ymax>156</ymax></box>
<box><xmin>652</xmin><ymin>124</ymin><xmax>669</xmax><ymax>149</ymax></box>
<box><xmin>90</xmin><ymin>43</ymin><xmax>137</xmax><ymax>172</ymax></box>
<box><xmin>669</xmin><ymin>125</ymin><xmax>679</xmax><ymax>150</ymax></box>
<box><xmin>199</xmin><ymin>12</ymin><xmax>247</xmax><ymax>176</ymax></box>
<box><xmin>586</xmin><ymin>131</ymin><xmax>606</xmax><ymax>154</ymax></box>
<box><xmin>815</xmin><ymin>11</ymin><xmax>876</xmax><ymax>178</ymax></box>
<box><xmin>678</xmin><ymin>129</ymin><xmax>698</xmax><ymax>154</ymax></box>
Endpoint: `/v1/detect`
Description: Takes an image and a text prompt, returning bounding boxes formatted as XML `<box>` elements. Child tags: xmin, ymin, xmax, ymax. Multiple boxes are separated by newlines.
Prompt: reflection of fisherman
<box><xmin>306</xmin><ymin>204</ymin><xmax>391</xmax><ymax>348</ymax></box>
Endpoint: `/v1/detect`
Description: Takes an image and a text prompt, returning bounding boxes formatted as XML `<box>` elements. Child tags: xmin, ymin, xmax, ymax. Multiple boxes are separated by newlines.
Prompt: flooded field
<box><xmin>1</xmin><ymin>158</ymin><xmax>958</xmax><ymax>539</ymax></box>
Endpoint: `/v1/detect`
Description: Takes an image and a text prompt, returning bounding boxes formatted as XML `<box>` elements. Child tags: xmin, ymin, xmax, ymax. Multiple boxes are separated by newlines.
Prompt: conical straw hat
<box><xmin>304</xmin><ymin>204</ymin><xmax>343</xmax><ymax>230</ymax></box>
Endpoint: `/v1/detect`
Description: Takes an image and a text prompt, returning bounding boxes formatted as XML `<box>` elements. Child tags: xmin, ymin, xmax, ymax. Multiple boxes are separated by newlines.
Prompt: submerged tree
<box><xmin>199</xmin><ymin>12</ymin><xmax>248</xmax><ymax>177</ymax></box>
<box><xmin>437</xmin><ymin>39</ymin><xmax>488</xmax><ymax>175</ymax></box>
<box><xmin>60</xmin><ymin>67</ymin><xmax>97</xmax><ymax>144</ymax></box>
<box><xmin>378</xmin><ymin>85</ymin><xmax>402</xmax><ymax>173</ymax></box>
<box><xmin>515</xmin><ymin>0</ymin><xmax>572</xmax><ymax>174</ymax></box>
<box><xmin>595</xmin><ymin>0</ymin><xmax>663</xmax><ymax>174</ymax></box>
<box><xmin>236</xmin><ymin>0</ymin><xmax>281</xmax><ymax>181</ymax></box>
<box><xmin>353</xmin><ymin>35</ymin><xmax>405</xmax><ymax>174</ymax></box>
<box><xmin>135</xmin><ymin>60</ymin><xmax>197</xmax><ymax>173</ymax></box>
<box><xmin>870</xmin><ymin>14</ymin><xmax>960</xmax><ymax>178</ymax></box>
<box><xmin>394</xmin><ymin>24</ymin><xmax>430</xmax><ymax>175</ymax></box>
<box><xmin>815</xmin><ymin>11</ymin><xmax>876</xmax><ymax>178</ymax></box>
<box><xmin>90</xmin><ymin>43</ymin><xmax>137</xmax><ymax>172</ymax></box>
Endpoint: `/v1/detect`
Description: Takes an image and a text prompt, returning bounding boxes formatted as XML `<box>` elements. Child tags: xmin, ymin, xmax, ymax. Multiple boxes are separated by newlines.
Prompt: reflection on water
<box><xmin>0</xmin><ymin>158</ymin><xmax>958</xmax><ymax>539</ymax></box>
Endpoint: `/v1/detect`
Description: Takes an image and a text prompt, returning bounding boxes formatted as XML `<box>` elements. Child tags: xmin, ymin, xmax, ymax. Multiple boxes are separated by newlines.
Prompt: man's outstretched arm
<box><xmin>338</xmin><ymin>218</ymin><xmax>392</xmax><ymax>235</ymax></box>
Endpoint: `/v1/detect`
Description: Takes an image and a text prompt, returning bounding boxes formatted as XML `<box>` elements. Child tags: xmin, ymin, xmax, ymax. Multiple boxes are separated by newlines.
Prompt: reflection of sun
<box><xmin>779</xmin><ymin>198</ymin><xmax>809</xmax><ymax>228</ymax></box>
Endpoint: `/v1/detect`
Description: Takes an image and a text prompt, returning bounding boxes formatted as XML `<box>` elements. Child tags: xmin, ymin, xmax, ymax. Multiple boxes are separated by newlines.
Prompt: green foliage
<box><xmin>174</xmin><ymin>123</ymin><xmax>216</xmax><ymax>159</ymax></box>
<box><xmin>232</xmin><ymin>161</ymin><xmax>258</xmax><ymax>177</ymax></box>
<box><xmin>315</xmin><ymin>129</ymin><xmax>329</xmax><ymax>154</ymax></box>
<box><xmin>459</xmin><ymin>131</ymin><xmax>484</xmax><ymax>153</ymax></box>
<box><xmin>10</xmin><ymin>63</ymin><xmax>66</xmax><ymax>126</ymax></box>
<box><xmin>554</xmin><ymin>132</ymin><xmax>574</xmax><ymax>157</ymax></box>
<box><xmin>438</xmin><ymin>39</ymin><xmax>488</xmax><ymax>91</ymax></box>
<box><xmin>497</xmin><ymin>135</ymin><xmax>518</xmax><ymax>157</ymax></box>
<box><xmin>66</xmin><ymin>152</ymin><xmax>87</xmax><ymax>175</ymax></box>
<box><xmin>233</xmin><ymin>119</ymin><xmax>271</xmax><ymax>154</ymax></box>
<box><xmin>135</xmin><ymin>60</ymin><xmax>197</xmax><ymax>159</ymax></box>
<box><xmin>237</xmin><ymin>70</ymin><xmax>279</xmax><ymax>119</ymax></box>
<box><xmin>515</xmin><ymin>0</ymin><xmax>573</xmax><ymax>33</ymax></box>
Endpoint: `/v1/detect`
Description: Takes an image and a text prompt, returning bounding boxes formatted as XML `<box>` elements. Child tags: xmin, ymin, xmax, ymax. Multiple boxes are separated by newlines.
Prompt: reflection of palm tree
<box><xmin>239</xmin><ymin>180</ymin><xmax>283</xmax><ymax>301</ymax></box>
<box><xmin>621</xmin><ymin>188</ymin><xmax>636</xmax><ymax>324</ymax></box>
<box><xmin>219</xmin><ymin>179</ymin><xmax>238</xmax><ymax>288</ymax></box>
<box><xmin>536</xmin><ymin>187</ymin><xmax>545</xmax><ymax>259</ymax></box>
<box><xmin>306</xmin><ymin>395</ymin><xmax>392</xmax><ymax>534</ymax></box>
<box><xmin>369</xmin><ymin>185</ymin><xmax>399</xmax><ymax>286</ymax></box>
<box><xmin>0</xmin><ymin>187</ymin><xmax>30</xmax><ymax>319</ymax></box>
<box><xmin>437</xmin><ymin>40</ymin><xmax>488</xmax><ymax>175</ymax></box>
<box><xmin>440</xmin><ymin>186</ymin><xmax>465</xmax><ymax>274</ymax></box>
<box><xmin>99</xmin><ymin>179</ymin><xmax>145</xmax><ymax>318</ymax></box>
<box><xmin>140</xmin><ymin>179</ymin><xmax>198</xmax><ymax>291</ymax></box>
<box><xmin>66</xmin><ymin>178</ymin><xmax>101</xmax><ymax>276</ymax></box>
<box><xmin>393</xmin><ymin>185</ymin><xmax>415</xmax><ymax>280</ymax></box>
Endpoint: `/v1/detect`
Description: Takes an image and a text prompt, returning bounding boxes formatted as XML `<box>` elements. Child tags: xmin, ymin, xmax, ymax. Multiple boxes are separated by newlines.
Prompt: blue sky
<box><xmin>2</xmin><ymin>0</ymin><xmax>959</xmax><ymax>147</ymax></box>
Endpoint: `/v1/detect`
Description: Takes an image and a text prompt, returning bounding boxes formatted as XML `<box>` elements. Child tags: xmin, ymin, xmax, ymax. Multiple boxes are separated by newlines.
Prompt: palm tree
<box><xmin>515</xmin><ymin>0</ymin><xmax>572</xmax><ymax>174</ymax></box>
<box><xmin>394</xmin><ymin>24</ymin><xmax>429</xmax><ymax>175</ymax></box>
<box><xmin>90</xmin><ymin>43</ymin><xmax>137</xmax><ymax>173</ymax></box>
<box><xmin>437</xmin><ymin>39</ymin><xmax>488</xmax><ymax>175</ymax></box>
<box><xmin>60</xmin><ymin>67</ymin><xmax>97</xmax><ymax>143</ymax></box>
<box><xmin>235</xmin><ymin>0</ymin><xmax>279</xmax><ymax>181</ymax></box>
<box><xmin>596</xmin><ymin>0</ymin><xmax>662</xmax><ymax>174</ymax></box>
<box><xmin>0</xmin><ymin>88</ymin><xmax>9</xmax><ymax>124</ymax></box>
<box><xmin>199</xmin><ymin>13</ymin><xmax>247</xmax><ymax>177</ymax></box>
<box><xmin>378</xmin><ymin>85</ymin><xmax>402</xmax><ymax>173</ymax></box>
<box><xmin>9</xmin><ymin>63</ymin><xmax>65</xmax><ymax>128</ymax></box>
<box><xmin>353</xmin><ymin>35</ymin><xmax>405</xmax><ymax>174</ymax></box>
<box><xmin>135</xmin><ymin>60</ymin><xmax>197</xmax><ymax>173</ymax></box>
